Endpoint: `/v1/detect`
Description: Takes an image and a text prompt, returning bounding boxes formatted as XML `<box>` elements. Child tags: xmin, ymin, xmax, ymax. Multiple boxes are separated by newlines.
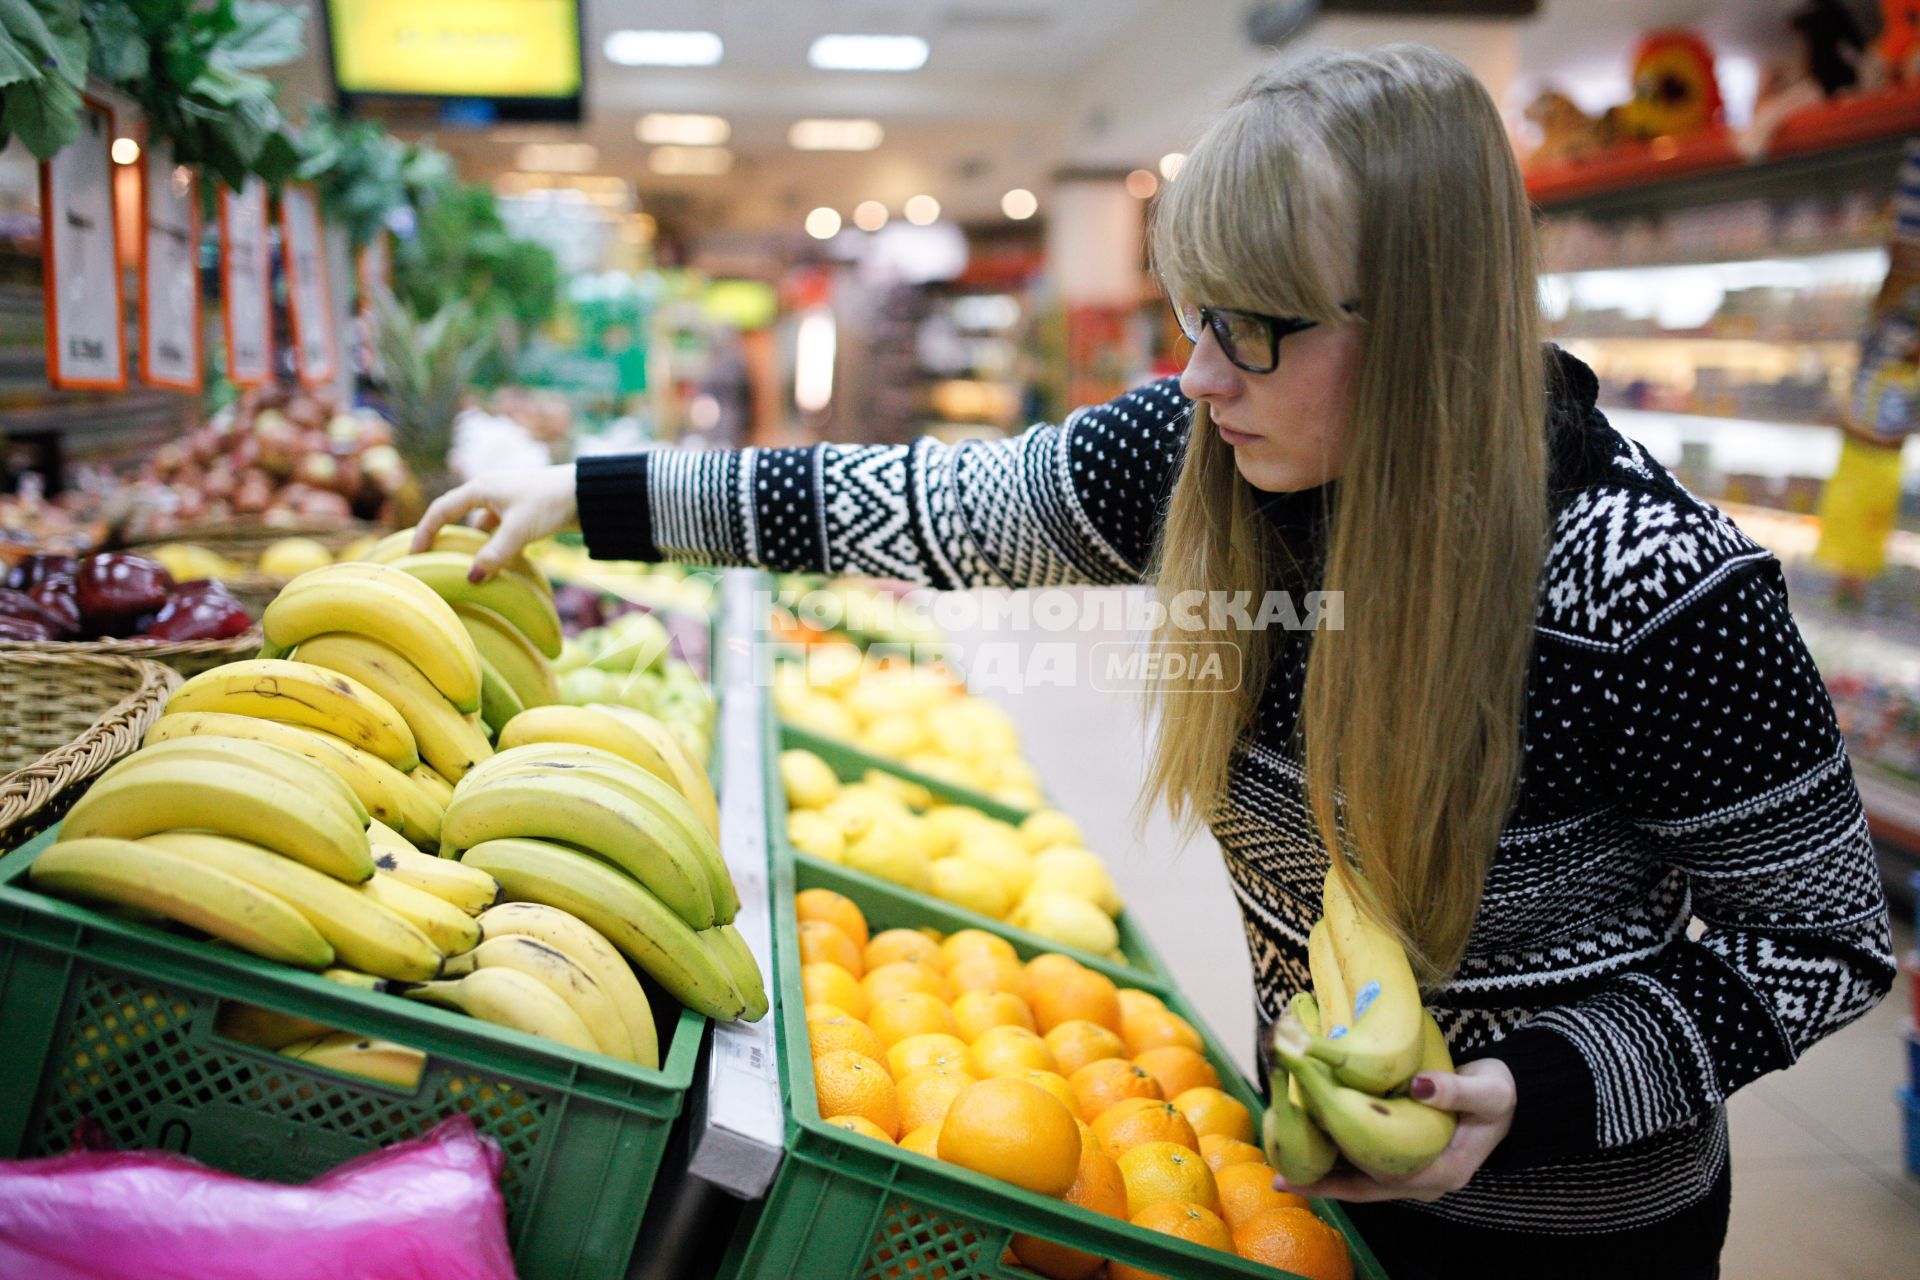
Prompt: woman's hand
<box><xmin>1276</xmin><ymin>1058</ymin><xmax>1516</xmax><ymax>1203</ymax></box>
<box><xmin>413</xmin><ymin>465</ymin><xmax>579</xmax><ymax>582</ymax></box>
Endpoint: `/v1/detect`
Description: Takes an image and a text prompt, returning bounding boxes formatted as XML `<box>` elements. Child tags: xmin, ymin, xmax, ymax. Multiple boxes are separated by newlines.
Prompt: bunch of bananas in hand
<box><xmin>1263</xmin><ymin>868</ymin><xmax>1457</xmax><ymax>1185</ymax></box>
<box><xmin>445</xmin><ymin>704</ymin><xmax>767</xmax><ymax>1024</ymax></box>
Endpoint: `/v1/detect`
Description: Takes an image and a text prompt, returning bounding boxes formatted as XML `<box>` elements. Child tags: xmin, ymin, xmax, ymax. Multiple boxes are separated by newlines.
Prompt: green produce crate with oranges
<box><xmin>718</xmin><ymin>856</ymin><xmax>1385</xmax><ymax>1280</ymax></box>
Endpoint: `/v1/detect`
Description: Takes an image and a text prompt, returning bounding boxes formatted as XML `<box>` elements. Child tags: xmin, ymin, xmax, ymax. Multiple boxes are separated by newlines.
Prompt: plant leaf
<box><xmin>212</xmin><ymin>1</ymin><xmax>303</xmax><ymax>73</ymax></box>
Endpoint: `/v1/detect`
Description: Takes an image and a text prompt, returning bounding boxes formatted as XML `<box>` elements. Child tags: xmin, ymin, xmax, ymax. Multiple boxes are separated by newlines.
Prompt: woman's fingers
<box><xmin>414</xmin><ymin>483</ymin><xmax>493</xmax><ymax>551</ymax></box>
<box><xmin>1412</xmin><ymin>1063</ymin><xmax>1513</xmax><ymax>1119</ymax></box>
<box><xmin>468</xmin><ymin>513</ymin><xmax>533</xmax><ymax>583</ymax></box>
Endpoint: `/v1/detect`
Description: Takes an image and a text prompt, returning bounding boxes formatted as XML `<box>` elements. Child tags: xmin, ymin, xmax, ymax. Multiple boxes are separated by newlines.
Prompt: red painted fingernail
<box><xmin>468</xmin><ymin>567</ymin><xmax>485</xmax><ymax>584</ymax></box>
<box><xmin>1410</xmin><ymin>1075</ymin><xmax>1435</xmax><ymax>1100</ymax></box>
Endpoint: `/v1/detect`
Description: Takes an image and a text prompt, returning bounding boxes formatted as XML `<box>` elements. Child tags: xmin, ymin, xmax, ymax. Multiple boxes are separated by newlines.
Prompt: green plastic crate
<box><xmin>715</xmin><ymin>855</ymin><xmax>1387</xmax><ymax>1280</ymax></box>
<box><xmin>0</xmin><ymin>826</ymin><xmax>706</xmax><ymax>1280</ymax></box>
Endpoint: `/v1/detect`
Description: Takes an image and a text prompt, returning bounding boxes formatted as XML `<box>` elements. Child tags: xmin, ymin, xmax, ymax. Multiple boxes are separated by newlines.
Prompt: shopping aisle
<box><xmin>954</xmin><ymin>587</ymin><xmax>1920</xmax><ymax>1277</ymax></box>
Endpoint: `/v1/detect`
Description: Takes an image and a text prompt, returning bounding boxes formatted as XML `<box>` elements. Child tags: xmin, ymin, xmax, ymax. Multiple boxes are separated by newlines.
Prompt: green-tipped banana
<box><xmin>30</xmin><ymin>838</ymin><xmax>333</xmax><ymax>968</ymax></box>
<box><xmin>386</xmin><ymin>551</ymin><xmax>563</xmax><ymax>658</ymax></box>
<box><xmin>368</xmin><ymin>822</ymin><xmax>500</xmax><ymax>915</ymax></box>
<box><xmin>164</xmin><ymin>659</ymin><xmax>420</xmax><ymax>772</ymax></box>
<box><xmin>364</xmin><ymin>526</ymin><xmax>554</xmax><ymax>604</ymax></box>
<box><xmin>1306</xmin><ymin>868</ymin><xmax>1424</xmax><ymax>1093</ymax></box>
<box><xmin>142</xmin><ymin>832</ymin><xmax>443</xmax><ymax>982</ymax></box>
<box><xmin>405</xmin><ymin>967</ymin><xmax>598</xmax><ymax>1054</ymax></box>
<box><xmin>320</xmin><ymin>968</ymin><xmax>394</xmax><ymax>993</ymax></box>
<box><xmin>476</xmin><ymin>653</ymin><xmax>527</xmax><ymax>736</ymax></box>
<box><xmin>1272</xmin><ymin>1011</ymin><xmax>1456</xmax><ymax>1178</ymax></box>
<box><xmin>117</xmin><ymin>733</ymin><xmax>368</xmax><ymax>828</ymax></box>
<box><xmin>1307</xmin><ymin>918</ymin><xmax>1352</xmax><ymax>1039</ymax></box>
<box><xmin>705</xmin><ymin>924</ymin><xmax>768</xmax><ymax>1023</ymax></box>
<box><xmin>293</xmin><ymin>633</ymin><xmax>493</xmax><ymax>781</ymax></box>
<box><xmin>280</xmin><ymin>1031</ymin><xmax>427</xmax><ymax>1089</ymax></box>
<box><xmin>455</xmin><ymin>602</ymin><xmax>560</xmax><ymax>708</ymax></box>
<box><xmin>1263</xmin><ymin>993</ymin><xmax>1338</xmax><ymax>1184</ymax></box>
<box><xmin>359</xmin><ymin>872</ymin><xmax>481</xmax><ymax>956</ymax></box>
<box><xmin>442</xmin><ymin>935</ymin><xmax>638</xmax><ymax>1062</ymax></box>
<box><xmin>476</xmin><ymin>902</ymin><xmax>658</xmax><ymax>1070</ymax></box>
<box><xmin>459</xmin><ymin>837</ymin><xmax>742</xmax><ymax>1020</ymax></box>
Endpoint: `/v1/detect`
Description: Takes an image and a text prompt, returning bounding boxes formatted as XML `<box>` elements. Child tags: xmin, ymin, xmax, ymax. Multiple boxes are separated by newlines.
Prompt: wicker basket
<box><xmin>0</xmin><ymin>631</ymin><xmax>261</xmax><ymax>679</ymax></box>
<box><xmin>0</xmin><ymin>651</ymin><xmax>179</xmax><ymax>852</ymax></box>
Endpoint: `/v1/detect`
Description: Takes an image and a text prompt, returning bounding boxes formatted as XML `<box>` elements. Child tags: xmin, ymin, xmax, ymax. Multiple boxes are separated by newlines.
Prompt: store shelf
<box><xmin>1531</xmin><ymin>130</ymin><xmax>1910</xmax><ymax>219</ymax></box>
<box><xmin>1768</xmin><ymin>87</ymin><xmax>1920</xmax><ymax>160</ymax></box>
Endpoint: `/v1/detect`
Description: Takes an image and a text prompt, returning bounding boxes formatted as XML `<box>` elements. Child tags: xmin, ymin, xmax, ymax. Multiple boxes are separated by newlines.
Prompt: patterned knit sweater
<box><xmin>577</xmin><ymin>350</ymin><xmax>1894</xmax><ymax>1246</ymax></box>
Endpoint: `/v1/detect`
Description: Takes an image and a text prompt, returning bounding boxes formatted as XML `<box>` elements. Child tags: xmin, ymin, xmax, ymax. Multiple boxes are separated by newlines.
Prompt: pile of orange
<box><xmin>796</xmin><ymin>888</ymin><xmax>1352</xmax><ymax>1280</ymax></box>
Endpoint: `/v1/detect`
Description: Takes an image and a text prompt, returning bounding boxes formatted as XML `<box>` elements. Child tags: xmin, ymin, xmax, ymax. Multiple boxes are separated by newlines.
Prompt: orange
<box><xmin>813</xmin><ymin>1049</ymin><xmax>900</xmax><ymax>1139</ymax></box>
<box><xmin>946</xmin><ymin>953</ymin><xmax>1031</xmax><ymax>1001</ymax></box>
<box><xmin>899</xmin><ymin>1122</ymin><xmax>943</xmax><ymax>1158</ymax></box>
<box><xmin>1116</xmin><ymin>1141</ymin><xmax>1219</xmax><ymax>1218</ymax></box>
<box><xmin>938</xmin><ymin>1077</ymin><xmax>1082</xmax><ymax>1196</ymax></box>
<box><xmin>1044</xmin><ymin>1020</ymin><xmax>1127</xmax><ymax>1077</ymax></box>
<box><xmin>1068</xmin><ymin>1057</ymin><xmax>1163</xmax><ymax>1124</ymax></box>
<box><xmin>1013</xmin><ymin>1068</ymin><xmax>1079</xmax><ymax>1116</ymax></box>
<box><xmin>797</xmin><ymin>919</ymin><xmax>865</xmax><ymax>976</ymax></box>
<box><xmin>825</xmin><ymin>1114</ymin><xmax>894</xmax><ymax>1144</ymax></box>
<box><xmin>1091</xmin><ymin>1097</ymin><xmax>1200</xmax><ymax>1157</ymax></box>
<box><xmin>797</xmin><ymin>888</ymin><xmax>869</xmax><ymax>949</ymax></box>
<box><xmin>940</xmin><ymin>928</ymin><xmax>1017</xmax><ymax>969</ymax></box>
<box><xmin>1132</xmin><ymin>1046</ymin><xmax>1219</xmax><ymax>1100</ymax></box>
<box><xmin>887</xmin><ymin>1033</ymin><xmax>979</xmax><ymax>1080</ymax></box>
<box><xmin>1121</xmin><ymin>1006</ymin><xmax>1203</xmax><ymax>1056</ymax></box>
<box><xmin>951</xmin><ymin>989</ymin><xmax>1035</xmax><ymax>1041</ymax></box>
<box><xmin>1024</xmin><ymin>952</ymin><xmax>1084</xmax><ymax>990</ymax></box>
<box><xmin>802</xmin><ymin>962</ymin><xmax>869</xmax><ymax>1019</ymax></box>
<box><xmin>1215</xmin><ymin>1162</ymin><xmax>1310</xmax><ymax>1227</ymax></box>
<box><xmin>867</xmin><ymin>927</ymin><xmax>945</xmax><ymax>972</ymax></box>
<box><xmin>1009</xmin><ymin>1131</ymin><xmax>1127</xmax><ymax>1280</ymax></box>
<box><xmin>1170</xmin><ymin>1087</ymin><xmax>1254</xmax><ymax>1144</ymax></box>
<box><xmin>1031</xmin><ymin>966</ymin><xmax>1121</xmax><ymax>1034</ymax></box>
<box><xmin>897</xmin><ymin>1067</ymin><xmax>977</xmax><ymax>1132</ymax></box>
<box><xmin>862</xmin><ymin>960</ymin><xmax>952</xmax><ymax>1005</ymax></box>
<box><xmin>1115</xmin><ymin>987</ymin><xmax>1166</xmax><ymax>1023</ymax></box>
<box><xmin>1231</xmin><ymin>1207</ymin><xmax>1353</xmax><ymax>1280</ymax></box>
<box><xmin>1108</xmin><ymin>1202</ymin><xmax>1235</xmax><ymax>1280</ymax></box>
<box><xmin>1198</xmin><ymin>1134</ymin><xmax>1266</xmax><ymax>1173</ymax></box>
<box><xmin>868</xmin><ymin>992</ymin><xmax>959</xmax><ymax>1047</ymax></box>
<box><xmin>972</xmin><ymin>1025</ymin><xmax>1058</xmax><ymax>1076</ymax></box>
<box><xmin>807</xmin><ymin>1004</ymin><xmax>886</xmax><ymax>1064</ymax></box>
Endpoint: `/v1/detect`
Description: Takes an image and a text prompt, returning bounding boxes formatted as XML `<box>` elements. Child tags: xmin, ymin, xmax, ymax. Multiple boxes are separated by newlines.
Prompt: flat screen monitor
<box><xmin>323</xmin><ymin>0</ymin><xmax>584</xmax><ymax>123</ymax></box>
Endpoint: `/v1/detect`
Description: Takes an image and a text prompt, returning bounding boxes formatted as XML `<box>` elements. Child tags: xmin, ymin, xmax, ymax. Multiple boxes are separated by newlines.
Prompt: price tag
<box><xmin>39</xmin><ymin>97</ymin><xmax>125</xmax><ymax>390</ymax></box>
<box><xmin>219</xmin><ymin>177</ymin><xmax>272</xmax><ymax>387</ymax></box>
<box><xmin>139</xmin><ymin>140</ymin><xmax>200</xmax><ymax>391</ymax></box>
<box><xmin>280</xmin><ymin>184</ymin><xmax>337</xmax><ymax>387</ymax></box>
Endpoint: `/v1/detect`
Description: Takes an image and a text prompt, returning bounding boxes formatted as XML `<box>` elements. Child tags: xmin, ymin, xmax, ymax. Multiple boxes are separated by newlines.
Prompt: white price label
<box><xmin>219</xmin><ymin>178</ymin><xmax>272</xmax><ymax>387</ymax></box>
<box><xmin>280</xmin><ymin>184</ymin><xmax>336</xmax><ymax>387</ymax></box>
<box><xmin>140</xmin><ymin>141</ymin><xmax>200</xmax><ymax>391</ymax></box>
<box><xmin>40</xmin><ymin>98</ymin><xmax>125</xmax><ymax>390</ymax></box>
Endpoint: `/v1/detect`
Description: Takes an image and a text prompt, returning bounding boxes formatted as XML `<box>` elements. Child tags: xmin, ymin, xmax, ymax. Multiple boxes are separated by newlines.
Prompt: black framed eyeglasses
<box><xmin>1166</xmin><ymin>297</ymin><xmax>1358</xmax><ymax>375</ymax></box>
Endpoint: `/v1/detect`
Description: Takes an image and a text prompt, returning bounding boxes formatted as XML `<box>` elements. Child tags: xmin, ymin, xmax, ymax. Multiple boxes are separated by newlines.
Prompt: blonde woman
<box><xmin>419</xmin><ymin>46</ymin><xmax>1892</xmax><ymax>1279</ymax></box>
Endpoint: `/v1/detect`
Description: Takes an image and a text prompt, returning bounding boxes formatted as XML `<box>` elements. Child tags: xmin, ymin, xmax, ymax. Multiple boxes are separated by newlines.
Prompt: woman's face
<box><xmin>1178</xmin><ymin>317</ymin><xmax>1363</xmax><ymax>493</ymax></box>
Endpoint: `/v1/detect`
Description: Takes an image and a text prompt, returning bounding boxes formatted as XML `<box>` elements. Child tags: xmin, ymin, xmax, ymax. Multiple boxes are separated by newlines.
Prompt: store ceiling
<box><xmin>277</xmin><ymin>0</ymin><xmax>1819</xmax><ymax>238</ymax></box>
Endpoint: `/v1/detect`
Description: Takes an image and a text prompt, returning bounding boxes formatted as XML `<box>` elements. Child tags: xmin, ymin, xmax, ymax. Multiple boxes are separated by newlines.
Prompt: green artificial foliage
<box><xmin>296</xmin><ymin>105</ymin><xmax>454</xmax><ymax>249</ymax></box>
<box><xmin>0</xmin><ymin>0</ymin><xmax>89</xmax><ymax>158</ymax></box>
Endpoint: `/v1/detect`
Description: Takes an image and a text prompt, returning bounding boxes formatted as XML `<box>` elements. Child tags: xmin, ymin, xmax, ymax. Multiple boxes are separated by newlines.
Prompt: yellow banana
<box><xmin>1307</xmin><ymin>868</ymin><xmax>1425</xmax><ymax>1093</ymax></box>
<box><xmin>497</xmin><ymin>703</ymin><xmax>679</xmax><ymax>783</ymax></box>
<box><xmin>320</xmin><ymin>968</ymin><xmax>394</xmax><ymax>993</ymax></box>
<box><xmin>165</xmin><ymin>659</ymin><xmax>420</xmax><ymax>772</ymax></box>
<box><xmin>64</xmin><ymin>756</ymin><xmax>373</xmax><ymax>883</ymax></box>
<box><xmin>476</xmin><ymin>902</ymin><xmax>658</xmax><ymax>1070</ymax></box>
<box><xmin>142</xmin><ymin>832</ymin><xmax>443</xmax><ymax>981</ymax></box>
<box><xmin>108</xmin><ymin>733</ymin><xmax>367</xmax><ymax>828</ymax></box>
<box><xmin>363</xmin><ymin>525</ymin><xmax>553</xmax><ymax>604</ymax></box>
<box><xmin>216</xmin><ymin>1002</ymin><xmax>334</xmax><ymax>1052</ymax></box>
<box><xmin>405</xmin><ymin>967</ymin><xmax>598</xmax><ymax>1054</ymax></box>
<box><xmin>280</xmin><ymin>1031</ymin><xmax>427</xmax><ymax>1089</ymax></box>
<box><xmin>292</xmin><ymin>633</ymin><xmax>492</xmax><ymax>781</ymax></box>
<box><xmin>1273</xmin><ymin>1009</ymin><xmax>1456</xmax><ymax>1178</ymax></box>
<box><xmin>408</xmin><ymin>765</ymin><xmax>456</xmax><ymax>813</ymax></box>
<box><xmin>442</xmin><ymin>935</ymin><xmax>637</xmax><ymax>1062</ymax></box>
<box><xmin>385</xmin><ymin>551</ymin><xmax>563</xmax><ymax>658</ymax></box>
<box><xmin>143</xmin><ymin>711</ymin><xmax>438</xmax><ymax>841</ymax></box>
<box><xmin>264</xmin><ymin>562</ymin><xmax>482</xmax><ymax>712</ymax></box>
<box><xmin>30</xmin><ymin>837</ymin><xmax>333</xmax><ymax>967</ymax></box>
<box><xmin>454</xmin><ymin>602</ymin><xmax>559</xmax><ymax>708</ymax></box>
<box><xmin>1263</xmin><ymin>992</ymin><xmax>1339</xmax><ymax>1185</ymax></box>
<box><xmin>476</xmin><ymin>653</ymin><xmax>526</xmax><ymax>736</ymax></box>
<box><xmin>459</xmin><ymin>838</ymin><xmax>742</xmax><ymax>1020</ymax></box>
<box><xmin>596</xmin><ymin>704</ymin><xmax>720</xmax><ymax>839</ymax></box>
<box><xmin>704</xmin><ymin>924</ymin><xmax>768</xmax><ymax>1023</ymax></box>
<box><xmin>369</xmin><ymin>828</ymin><xmax>501</xmax><ymax>916</ymax></box>
<box><xmin>359</xmin><ymin>872</ymin><xmax>481</xmax><ymax>956</ymax></box>
<box><xmin>1307</xmin><ymin>918</ymin><xmax>1352</xmax><ymax>1038</ymax></box>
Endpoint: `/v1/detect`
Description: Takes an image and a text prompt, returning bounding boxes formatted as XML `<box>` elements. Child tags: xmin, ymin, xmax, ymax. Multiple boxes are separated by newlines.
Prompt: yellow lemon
<box><xmin>1011</xmin><ymin>892</ymin><xmax>1121</xmax><ymax>955</ymax></box>
<box><xmin>930</xmin><ymin>856</ymin><xmax>1014</xmax><ymax>919</ymax></box>
<box><xmin>781</xmin><ymin>749</ymin><xmax>841</xmax><ymax>810</ymax></box>
<box><xmin>788</xmin><ymin>811</ymin><xmax>846</xmax><ymax>863</ymax></box>
<box><xmin>842</xmin><ymin>814</ymin><xmax>934</xmax><ymax>892</ymax></box>
<box><xmin>1019</xmin><ymin>809</ymin><xmax>1084</xmax><ymax>853</ymax></box>
<box><xmin>1030</xmin><ymin>847</ymin><xmax>1124</xmax><ymax>917</ymax></box>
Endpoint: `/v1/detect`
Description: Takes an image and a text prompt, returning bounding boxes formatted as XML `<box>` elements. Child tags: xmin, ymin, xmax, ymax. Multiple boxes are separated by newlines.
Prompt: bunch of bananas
<box><xmin>1262</xmin><ymin>868</ymin><xmax>1458</xmax><ymax>1184</ymax></box>
<box><xmin>443</xmin><ymin>706</ymin><xmax>765</xmax><ymax>1024</ymax></box>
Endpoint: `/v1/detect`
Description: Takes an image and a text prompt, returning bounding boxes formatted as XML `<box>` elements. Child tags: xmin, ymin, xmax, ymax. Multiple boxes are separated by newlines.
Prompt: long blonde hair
<box><xmin>1145</xmin><ymin>45</ymin><xmax>1548</xmax><ymax>986</ymax></box>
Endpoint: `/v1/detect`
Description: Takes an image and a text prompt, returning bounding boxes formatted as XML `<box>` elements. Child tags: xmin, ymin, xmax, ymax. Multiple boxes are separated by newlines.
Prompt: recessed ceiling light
<box><xmin>637</xmin><ymin>113</ymin><xmax>731</xmax><ymax>146</ymax></box>
<box><xmin>515</xmin><ymin>142</ymin><xmax>598</xmax><ymax>173</ymax></box>
<box><xmin>808</xmin><ymin>34</ymin><xmax>929</xmax><ymax>72</ymax></box>
<box><xmin>904</xmin><ymin>194</ymin><xmax>941</xmax><ymax>226</ymax></box>
<box><xmin>1125</xmin><ymin>169</ymin><xmax>1158</xmax><ymax>199</ymax></box>
<box><xmin>853</xmin><ymin>201</ymin><xmax>889</xmax><ymax>232</ymax></box>
<box><xmin>648</xmin><ymin>146</ymin><xmax>734</xmax><ymax>176</ymax></box>
<box><xmin>1001</xmin><ymin>188</ymin><xmax>1038</xmax><ymax>220</ymax></box>
<box><xmin>805</xmin><ymin>207</ymin><xmax>843</xmax><ymax>240</ymax></box>
<box><xmin>788</xmin><ymin>118</ymin><xmax>885</xmax><ymax>151</ymax></box>
<box><xmin>605</xmin><ymin>30</ymin><xmax>724</xmax><ymax>67</ymax></box>
<box><xmin>1159</xmin><ymin>152</ymin><xmax>1187</xmax><ymax>181</ymax></box>
<box><xmin>110</xmin><ymin>137</ymin><xmax>140</xmax><ymax>165</ymax></box>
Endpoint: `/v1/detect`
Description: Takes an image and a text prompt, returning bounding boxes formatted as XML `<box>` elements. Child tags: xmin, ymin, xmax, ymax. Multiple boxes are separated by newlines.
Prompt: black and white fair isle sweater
<box><xmin>577</xmin><ymin>350</ymin><xmax>1893</xmax><ymax>1263</ymax></box>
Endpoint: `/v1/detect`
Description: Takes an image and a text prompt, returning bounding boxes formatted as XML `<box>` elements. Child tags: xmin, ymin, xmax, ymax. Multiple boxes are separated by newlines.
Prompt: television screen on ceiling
<box><xmin>323</xmin><ymin>0</ymin><xmax>584</xmax><ymax>123</ymax></box>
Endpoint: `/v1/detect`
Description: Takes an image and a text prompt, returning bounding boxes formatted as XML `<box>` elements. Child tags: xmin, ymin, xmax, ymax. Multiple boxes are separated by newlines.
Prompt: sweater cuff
<box><xmin>1460</xmin><ymin>1024</ymin><xmax>1598</xmax><ymax>1171</ymax></box>
<box><xmin>576</xmin><ymin>453</ymin><xmax>659</xmax><ymax>562</ymax></box>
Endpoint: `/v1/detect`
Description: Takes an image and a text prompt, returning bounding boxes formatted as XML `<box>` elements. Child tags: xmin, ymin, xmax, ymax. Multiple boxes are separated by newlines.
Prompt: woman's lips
<box><xmin>1216</xmin><ymin>420</ymin><xmax>1260</xmax><ymax>447</ymax></box>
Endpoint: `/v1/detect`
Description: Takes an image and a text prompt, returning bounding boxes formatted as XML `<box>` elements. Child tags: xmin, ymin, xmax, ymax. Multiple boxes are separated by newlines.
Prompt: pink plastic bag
<box><xmin>0</xmin><ymin>1116</ymin><xmax>517</xmax><ymax>1280</ymax></box>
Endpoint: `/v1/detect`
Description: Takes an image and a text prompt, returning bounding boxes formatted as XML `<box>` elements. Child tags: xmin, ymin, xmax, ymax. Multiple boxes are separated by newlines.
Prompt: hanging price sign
<box><xmin>39</xmin><ymin>97</ymin><xmax>125</xmax><ymax>390</ymax></box>
<box><xmin>139</xmin><ymin>139</ymin><xmax>201</xmax><ymax>391</ymax></box>
<box><xmin>280</xmin><ymin>184</ymin><xmax>337</xmax><ymax>387</ymax></box>
<box><xmin>219</xmin><ymin>177</ymin><xmax>273</xmax><ymax>387</ymax></box>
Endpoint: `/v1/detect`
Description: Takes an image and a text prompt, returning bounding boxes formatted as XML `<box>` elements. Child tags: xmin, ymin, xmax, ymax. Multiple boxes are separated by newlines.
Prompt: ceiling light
<box><xmin>805</xmin><ymin>207</ymin><xmax>843</xmax><ymax>240</ymax></box>
<box><xmin>648</xmin><ymin>146</ymin><xmax>734</xmax><ymax>176</ymax></box>
<box><xmin>788</xmin><ymin>118</ymin><xmax>885</xmax><ymax>151</ymax></box>
<box><xmin>515</xmin><ymin>142</ymin><xmax>598</xmax><ymax>173</ymax></box>
<box><xmin>853</xmin><ymin>201</ymin><xmax>889</xmax><ymax>232</ymax></box>
<box><xmin>637</xmin><ymin>113</ymin><xmax>731</xmax><ymax>145</ymax></box>
<box><xmin>1125</xmin><ymin>169</ymin><xmax>1158</xmax><ymax>199</ymax></box>
<box><xmin>605</xmin><ymin>30</ymin><xmax>724</xmax><ymax>67</ymax></box>
<box><xmin>808</xmin><ymin>34</ymin><xmax>929</xmax><ymax>72</ymax></box>
<box><xmin>1159</xmin><ymin>152</ymin><xmax>1187</xmax><ymax>181</ymax></box>
<box><xmin>904</xmin><ymin>194</ymin><xmax>941</xmax><ymax>226</ymax></box>
<box><xmin>1001</xmin><ymin>188</ymin><xmax>1038</xmax><ymax>220</ymax></box>
<box><xmin>110</xmin><ymin>137</ymin><xmax>140</xmax><ymax>165</ymax></box>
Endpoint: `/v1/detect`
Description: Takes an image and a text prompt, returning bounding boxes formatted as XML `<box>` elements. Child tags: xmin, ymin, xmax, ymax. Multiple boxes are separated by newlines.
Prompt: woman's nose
<box><xmin>1179</xmin><ymin>326</ymin><xmax>1242</xmax><ymax>403</ymax></box>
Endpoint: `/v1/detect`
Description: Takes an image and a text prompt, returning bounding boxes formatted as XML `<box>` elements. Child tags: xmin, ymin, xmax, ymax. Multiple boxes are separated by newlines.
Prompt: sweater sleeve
<box><xmin>574</xmin><ymin>378</ymin><xmax>1191</xmax><ymax>589</ymax></box>
<box><xmin>1474</xmin><ymin>558</ymin><xmax>1895</xmax><ymax>1169</ymax></box>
